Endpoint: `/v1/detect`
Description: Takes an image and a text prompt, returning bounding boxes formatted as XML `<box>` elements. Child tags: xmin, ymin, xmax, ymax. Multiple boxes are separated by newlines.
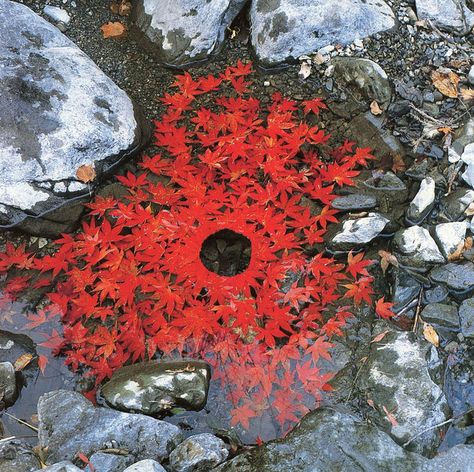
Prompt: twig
<box><xmin>403</xmin><ymin>407</ymin><xmax>474</xmax><ymax>447</ymax></box>
<box><xmin>3</xmin><ymin>412</ymin><xmax>38</xmax><ymax>432</ymax></box>
<box><xmin>412</xmin><ymin>288</ymin><xmax>424</xmax><ymax>333</ymax></box>
<box><xmin>0</xmin><ymin>436</ymin><xmax>16</xmax><ymax>444</ymax></box>
<box><xmin>345</xmin><ymin>357</ymin><xmax>368</xmax><ymax>403</ymax></box>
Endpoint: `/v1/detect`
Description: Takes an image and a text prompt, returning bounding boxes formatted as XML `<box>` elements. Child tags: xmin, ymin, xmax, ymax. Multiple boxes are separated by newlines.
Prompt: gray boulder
<box><xmin>0</xmin><ymin>440</ymin><xmax>41</xmax><ymax>472</ymax></box>
<box><xmin>434</xmin><ymin>222</ymin><xmax>467</xmax><ymax>260</ymax></box>
<box><xmin>132</xmin><ymin>0</ymin><xmax>246</xmax><ymax>67</ymax></box>
<box><xmin>430</xmin><ymin>261</ymin><xmax>474</xmax><ymax>293</ymax></box>
<box><xmin>356</xmin><ymin>323</ymin><xmax>449</xmax><ymax>455</ymax></box>
<box><xmin>406</xmin><ymin>177</ymin><xmax>436</xmax><ymax>225</ymax></box>
<box><xmin>250</xmin><ymin>0</ymin><xmax>396</xmax><ymax>65</ymax></box>
<box><xmin>458</xmin><ymin>297</ymin><xmax>474</xmax><ymax>338</ymax></box>
<box><xmin>37</xmin><ymin>390</ymin><xmax>183</xmax><ymax>465</ymax></box>
<box><xmin>331</xmin><ymin>213</ymin><xmax>389</xmax><ymax>250</ymax></box>
<box><xmin>331</xmin><ymin>194</ymin><xmax>377</xmax><ymax>211</ymax></box>
<box><xmin>101</xmin><ymin>360</ymin><xmax>211</xmax><ymax>415</ymax></box>
<box><xmin>35</xmin><ymin>462</ymin><xmax>82</xmax><ymax>472</ymax></box>
<box><xmin>363</xmin><ymin>171</ymin><xmax>408</xmax><ymax>204</ymax></box>
<box><xmin>214</xmin><ymin>407</ymin><xmax>424</xmax><ymax>471</ymax></box>
<box><xmin>123</xmin><ymin>460</ymin><xmax>167</xmax><ymax>472</ymax></box>
<box><xmin>415</xmin><ymin>0</ymin><xmax>474</xmax><ymax>35</ymax></box>
<box><xmin>394</xmin><ymin>226</ymin><xmax>445</xmax><ymax>268</ymax></box>
<box><xmin>169</xmin><ymin>433</ymin><xmax>228</xmax><ymax>472</ymax></box>
<box><xmin>421</xmin><ymin>303</ymin><xmax>459</xmax><ymax>329</ymax></box>
<box><xmin>0</xmin><ymin>0</ymin><xmax>148</xmax><ymax>237</ymax></box>
<box><xmin>0</xmin><ymin>361</ymin><xmax>17</xmax><ymax>408</ymax></box>
<box><xmin>84</xmin><ymin>452</ymin><xmax>134</xmax><ymax>472</ymax></box>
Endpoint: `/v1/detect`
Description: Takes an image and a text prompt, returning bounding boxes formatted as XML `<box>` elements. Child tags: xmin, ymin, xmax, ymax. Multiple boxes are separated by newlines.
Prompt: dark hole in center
<box><xmin>200</xmin><ymin>229</ymin><xmax>252</xmax><ymax>276</ymax></box>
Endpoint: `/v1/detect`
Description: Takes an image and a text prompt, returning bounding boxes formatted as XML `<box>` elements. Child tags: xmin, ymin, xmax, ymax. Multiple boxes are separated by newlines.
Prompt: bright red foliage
<box><xmin>0</xmin><ymin>62</ymin><xmax>384</xmax><ymax>439</ymax></box>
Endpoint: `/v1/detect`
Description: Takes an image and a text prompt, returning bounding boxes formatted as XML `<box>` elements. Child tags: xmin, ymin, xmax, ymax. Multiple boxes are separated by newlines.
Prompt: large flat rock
<box><xmin>250</xmin><ymin>0</ymin><xmax>396</xmax><ymax>66</ymax></box>
<box><xmin>0</xmin><ymin>0</ymin><xmax>148</xmax><ymax>236</ymax></box>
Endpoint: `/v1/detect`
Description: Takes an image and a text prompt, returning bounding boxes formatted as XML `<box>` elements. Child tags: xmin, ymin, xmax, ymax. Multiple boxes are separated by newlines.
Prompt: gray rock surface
<box><xmin>332</xmin><ymin>57</ymin><xmax>392</xmax><ymax>109</ymax></box>
<box><xmin>37</xmin><ymin>390</ymin><xmax>183</xmax><ymax>465</ymax></box>
<box><xmin>132</xmin><ymin>0</ymin><xmax>246</xmax><ymax>67</ymax></box>
<box><xmin>363</xmin><ymin>171</ymin><xmax>408</xmax><ymax>204</ymax></box>
<box><xmin>441</xmin><ymin>188</ymin><xmax>474</xmax><ymax>220</ymax></box>
<box><xmin>84</xmin><ymin>452</ymin><xmax>134</xmax><ymax>472</ymax></box>
<box><xmin>406</xmin><ymin>177</ymin><xmax>435</xmax><ymax>224</ymax></box>
<box><xmin>421</xmin><ymin>303</ymin><xmax>459</xmax><ymax>329</ymax></box>
<box><xmin>0</xmin><ymin>440</ymin><xmax>41</xmax><ymax>472</ymax></box>
<box><xmin>394</xmin><ymin>226</ymin><xmax>445</xmax><ymax>267</ymax></box>
<box><xmin>415</xmin><ymin>0</ymin><xmax>474</xmax><ymax>35</ymax></box>
<box><xmin>0</xmin><ymin>0</ymin><xmax>147</xmax><ymax>236</ymax></box>
<box><xmin>469</xmin><ymin>64</ymin><xmax>474</xmax><ymax>85</ymax></box>
<box><xmin>169</xmin><ymin>433</ymin><xmax>228</xmax><ymax>472</ymax></box>
<box><xmin>123</xmin><ymin>460</ymin><xmax>167</xmax><ymax>472</ymax></box>
<box><xmin>101</xmin><ymin>360</ymin><xmax>211</xmax><ymax>415</ymax></box>
<box><xmin>458</xmin><ymin>297</ymin><xmax>474</xmax><ymax>337</ymax></box>
<box><xmin>0</xmin><ymin>361</ymin><xmax>17</xmax><ymax>407</ymax></box>
<box><xmin>430</xmin><ymin>261</ymin><xmax>474</xmax><ymax>292</ymax></box>
<box><xmin>36</xmin><ymin>462</ymin><xmax>82</xmax><ymax>472</ymax></box>
<box><xmin>356</xmin><ymin>323</ymin><xmax>449</xmax><ymax>455</ymax></box>
<box><xmin>331</xmin><ymin>213</ymin><xmax>389</xmax><ymax>249</ymax></box>
<box><xmin>331</xmin><ymin>194</ymin><xmax>377</xmax><ymax>211</ymax></box>
<box><xmin>215</xmin><ymin>407</ymin><xmax>425</xmax><ymax>471</ymax></box>
<box><xmin>434</xmin><ymin>222</ymin><xmax>467</xmax><ymax>259</ymax></box>
<box><xmin>448</xmin><ymin>118</ymin><xmax>474</xmax><ymax>163</ymax></box>
<box><xmin>250</xmin><ymin>0</ymin><xmax>396</xmax><ymax>65</ymax></box>
<box><xmin>43</xmin><ymin>6</ymin><xmax>70</xmax><ymax>25</ymax></box>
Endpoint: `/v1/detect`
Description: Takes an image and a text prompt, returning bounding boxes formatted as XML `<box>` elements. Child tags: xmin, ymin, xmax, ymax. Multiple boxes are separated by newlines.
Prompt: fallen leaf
<box><xmin>371</xmin><ymin>330</ymin><xmax>389</xmax><ymax>343</ymax></box>
<box><xmin>460</xmin><ymin>87</ymin><xmax>474</xmax><ymax>102</ymax></box>
<box><xmin>76</xmin><ymin>164</ymin><xmax>96</xmax><ymax>183</ymax></box>
<box><xmin>14</xmin><ymin>353</ymin><xmax>34</xmax><ymax>371</ymax></box>
<box><xmin>100</xmin><ymin>21</ymin><xmax>127</xmax><ymax>39</ymax></box>
<box><xmin>415</xmin><ymin>19</ymin><xmax>428</xmax><ymax>29</ymax></box>
<box><xmin>465</xmin><ymin>203</ymin><xmax>474</xmax><ymax>216</ymax></box>
<box><xmin>464</xmin><ymin>236</ymin><xmax>473</xmax><ymax>250</ymax></box>
<box><xmin>437</xmin><ymin>126</ymin><xmax>453</xmax><ymax>136</ymax></box>
<box><xmin>431</xmin><ymin>69</ymin><xmax>460</xmax><ymax>98</ymax></box>
<box><xmin>118</xmin><ymin>1</ymin><xmax>132</xmax><ymax>16</ymax></box>
<box><xmin>30</xmin><ymin>414</ymin><xmax>39</xmax><ymax>425</ymax></box>
<box><xmin>298</xmin><ymin>62</ymin><xmax>312</xmax><ymax>80</ymax></box>
<box><xmin>378</xmin><ymin>250</ymin><xmax>399</xmax><ymax>274</ymax></box>
<box><xmin>423</xmin><ymin>322</ymin><xmax>439</xmax><ymax>347</ymax></box>
<box><xmin>110</xmin><ymin>2</ymin><xmax>119</xmax><ymax>13</ymax></box>
<box><xmin>391</xmin><ymin>154</ymin><xmax>406</xmax><ymax>173</ymax></box>
<box><xmin>382</xmin><ymin>405</ymin><xmax>399</xmax><ymax>427</ymax></box>
<box><xmin>448</xmin><ymin>240</ymin><xmax>466</xmax><ymax>261</ymax></box>
<box><xmin>367</xmin><ymin>399</ymin><xmax>375</xmax><ymax>408</ymax></box>
<box><xmin>370</xmin><ymin>100</ymin><xmax>383</xmax><ymax>115</ymax></box>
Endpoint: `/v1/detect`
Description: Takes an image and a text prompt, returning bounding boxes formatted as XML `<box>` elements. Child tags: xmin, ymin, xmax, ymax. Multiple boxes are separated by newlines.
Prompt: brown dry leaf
<box><xmin>371</xmin><ymin>330</ymin><xmax>389</xmax><ymax>343</ymax></box>
<box><xmin>370</xmin><ymin>100</ymin><xmax>383</xmax><ymax>116</ymax></box>
<box><xmin>448</xmin><ymin>240</ymin><xmax>466</xmax><ymax>261</ymax></box>
<box><xmin>382</xmin><ymin>405</ymin><xmax>399</xmax><ymax>427</ymax></box>
<box><xmin>118</xmin><ymin>1</ymin><xmax>132</xmax><ymax>16</ymax></box>
<box><xmin>464</xmin><ymin>236</ymin><xmax>473</xmax><ymax>251</ymax></box>
<box><xmin>391</xmin><ymin>154</ymin><xmax>407</xmax><ymax>173</ymax></box>
<box><xmin>423</xmin><ymin>322</ymin><xmax>439</xmax><ymax>347</ymax></box>
<box><xmin>460</xmin><ymin>87</ymin><xmax>474</xmax><ymax>102</ymax></box>
<box><xmin>367</xmin><ymin>399</ymin><xmax>375</xmax><ymax>408</ymax></box>
<box><xmin>110</xmin><ymin>2</ymin><xmax>119</xmax><ymax>13</ymax></box>
<box><xmin>378</xmin><ymin>250</ymin><xmax>399</xmax><ymax>274</ymax></box>
<box><xmin>30</xmin><ymin>414</ymin><xmax>39</xmax><ymax>425</ymax></box>
<box><xmin>14</xmin><ymin>353</ymin><xmax>34</xmax><ymax>371</ymax></box>
<box><xmin>431</xmin><ymin>69</ymin><xmax>460</xmax><ymax>98</ymax></box>
<box><xmin>465</xmin><ymin>203</ymin><xmax>474</xmax><ymax>216</ymax></box>
<box><xmin>100</xmin><ymin>21</ymin><xmax>127</xmax><ymax>39</ymax></box>
<box><xmin>437</xmin><ymin>126</ymin><xmax>453</xmax><ymax>136</ymax></box>
<box><xmin>76</xmin><ymin>164</ymin><xmax>96</xmax><ymax>183</ymax></box>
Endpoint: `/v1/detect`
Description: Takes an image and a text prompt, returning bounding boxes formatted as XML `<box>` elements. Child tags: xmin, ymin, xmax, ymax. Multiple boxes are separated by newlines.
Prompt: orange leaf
<box><xmin>431</xmin><ymin>69</ymin><xmax>459</xmax><ymax>98</ymax></box>
<box><xmin>375</xmin><ymin>297</ymin><xmax>395</xmax><ymax>319</ymax></box>
<box><xmin>371</xmin><ymin>330</ymin><xmax>389</xmax><ymax>343</ymax></box>
<box><xmin>14</xmin><ymin>353</ymin><xmax>34</xmax><ymax>371</ymax></box>
<box><xmin>423</xmin><ymin>322</ymin><xmax>439</xmax><ymax>347</ymax></box>
<box><xmin>382</xmin><ymin>405</ymin><xmax>399</xmax><ymax>427</ymax></box>
<box><xmin>76</xmin><ymin>164</ymin><xmax>96</xmax><ymax>183</ymax></box>
<box><xmin>38</xmin><ymin>355</ymin><xmax>48</xmax><ymax>374</ymax></box>
<box><xmin>100</xmin><ymin>21</ymin><xmax>127</xmax><ymax>39</ymax></box>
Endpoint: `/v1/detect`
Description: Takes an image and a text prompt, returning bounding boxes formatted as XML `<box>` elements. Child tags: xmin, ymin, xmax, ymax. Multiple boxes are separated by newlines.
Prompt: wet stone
<box><xmin>132</xmin><ymin>0</ymin><xmax>246</xmax><ymax>67</ymax></box>
<box><xmin>458</xmin><ymin>298</ymin><xmax>474</xmax><ymax>338</ymax></box>
<box><xmin>84</xmin><ymin>452</ymin><xmax>134</xmax><ymax>472</ymax></box>
<box><xmin>250</xmin><ymin>0</ymin><xmax>396</xmax><ymax>65</ymax></box>
<box><xmin>392</xmin><ymin>269</ymin><xmax>421</xmax><ymax>313</ymax></box>
<box><xmin>0</xmin><ymin>362</ymin><xmax>17</xmax><ymax>408</ymax></box>
<box><xmin>441</xmin><ymin>188</ymin><xmax>474</xmax><ymax>221</ymax></box>
<box><xmin>393</xmin><ymin>226</ymin><xmax>445</xmax><ymax>268</ymax></box>
<box><xmin>430</xmin><ymin>262</ymin><xmax>474</xmax><ymax>293</ymax></box>
<box><xmin>0</xmin><ymin>440</ymin><xmax>41</xmax><ymax>472</ymax></box>
<box><xmin>169</xmin><ymin>433</ymin><xmax>229</xmax><ymax>472</ymax></box>
<box><xmin>406</xmin><ymin>177</ymin><xmax>435</xmax><ymax>225</ymax></box>
<box><xmin>421</xmin><ymin>303</ymin><xmax>459</xmax><ymax>329</ymax></box>
<box><xmin>123</xmin><ymin>460</ymin><xmax>167</xmax><ymax>472</ymax></box>
<box><xmin>38</xmin><ymin>462</ymin><xmax>82</xmax><ymax>472</ymax></box>
<box><xmin>424</xmin><ymin>285</ymin><xmax>449</xmax><ymax>305</ymax></box>
<box><xmin>0</xmin><ymin>0</ymin><xmax>148</xmax><ymax>236</ymax></box>
<box><xmin>434</xmin><ymin>222</ymin><xmax>467</xmax><ymax>260</ymax></box>
<box><xmin>331</xmin><ymin>194</ymin><xmax>377</xmax><ymax>212</ymax></box>
<box><xmin>330</xmin><ymin>213</ymin><xmax>389</xmax><ymax>250</ymax></box>
<box><xmin>363</xmin><ymin>171</ymin><xmax>408</xmax><ymax>204</ymax></box>
<box><xmin>38</xmin><ymin>390</ymin><xmax>183</xmax><ymax>464</ymax></box>
<box><xmin>415</xmin><ymin>0</ymin><xmax>474</xmax><ymax>35</ymax></box>
<box><xmin>356</xmin><ymin>322</ymin><xmax>450</xmax><ymax>455</ymax></box>
<box><xmin>448</xmin><ymin>118</ymin><xmax>474</xmax><ymax>164</ymax></box>
<box><xmin>101</xmin><ymin>360</ymin><xmax>211</xmax><ymax>415</ymax></box>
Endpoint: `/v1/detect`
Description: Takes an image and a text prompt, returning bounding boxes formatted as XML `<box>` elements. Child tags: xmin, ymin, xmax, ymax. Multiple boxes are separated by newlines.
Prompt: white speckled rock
<box><xmin>169</xmin><ymin>433</ymin><xmax>229</xmax><ymax>472</ymax></box>
<box><xmin>406</xmin><ymin>177</ymin><xmax>435</xmax><ymax>224</ymax></box>
<box><xmin>250</xmin><ymin>0</ymin><xmax>396</xmax><ymax>65</ymax></box>
<box><xmin>394</xmin><ymin>226</ymin><xmax>445</xmax><ymax>267</ymax></box>
<box><xmin>43</xmin><ymin>6</ymin><xmax>71</xmax><ymax>24</ymax></box>
<box><xmin>123</xmin><ymin>459</ymin><xmax>167</xmax><ymax>472</ymax></box>
<box><xmin>0</xmin><ymin>0</ymin><xmax>147</xmax><ymax>235</ymax></box>
<box><xmin>133</xmin><ymin>0</ymin><xmax>247</xmax><ymax>67</ymax></box>
<box><xmin>35</xmin><ymin>461</ymin><xmax>82</xmax><ymax>472</ymax></box>
<box><xmin>434</xmin><ymin>222</ymin><xmax>467</xmax><ymax>259</ymax></box>
<box><xmin>331</xmin><ymin>213</ymin><xmax>389</xmax><ymax>250</ymax></box>
<box><xmin>415</xmin><ymin>0</ymin><xmax>474</xmax><ymax>35</ymax></box>
<box><xmin>357</xmin><ymin>322</ymin><xmax>450</xmax><ymax>455</ymax></box>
